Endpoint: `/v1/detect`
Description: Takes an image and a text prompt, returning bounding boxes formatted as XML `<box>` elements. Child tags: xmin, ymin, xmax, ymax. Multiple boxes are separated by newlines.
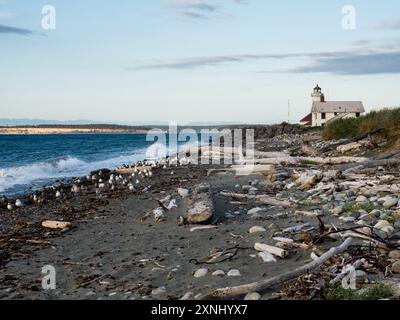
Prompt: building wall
<box><xmin>312</xmin><ymin>112</ymin><xmax>360</xmax><ymax>127</ymax></box>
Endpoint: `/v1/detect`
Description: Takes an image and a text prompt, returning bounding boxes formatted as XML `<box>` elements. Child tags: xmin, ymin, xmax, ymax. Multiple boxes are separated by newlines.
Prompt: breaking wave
<box><xmin>0</xmin><ymin>152</ymin><xmax>147</xmax><ymax>195</ymax></box>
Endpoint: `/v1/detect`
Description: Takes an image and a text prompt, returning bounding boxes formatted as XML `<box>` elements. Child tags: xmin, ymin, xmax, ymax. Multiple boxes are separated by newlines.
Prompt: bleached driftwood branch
<box><xmin>199</xmin><ymin>238</ymin><xmax>353</xmax><ymax>299</ymax></box>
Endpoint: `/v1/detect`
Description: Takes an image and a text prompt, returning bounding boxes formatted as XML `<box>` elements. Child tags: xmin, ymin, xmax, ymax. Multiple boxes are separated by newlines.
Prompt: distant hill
<box><xmin>0</xmin><ymin>118</ymin><xmax>106</xmax><ymax>126</ymax></box>
<box><xmin>0</xmin><ymin>119</ymin><xmax>255</xmax><ymax>127</ymax></box>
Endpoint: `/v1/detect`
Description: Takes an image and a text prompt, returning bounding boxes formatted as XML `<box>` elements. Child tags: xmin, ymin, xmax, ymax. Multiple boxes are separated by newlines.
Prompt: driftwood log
<box><xmin>337</xmin><ymin>158</ymin><xmax>400</xmax><ymax>172</ymax></box>
<box><xmin>199</xmin><ymin>237</ymin><xmax>353</xmax><ymax>299</ymax></box>
<box><xmin>320</xmin><ymin>128</ymin><xmax>384</xmax><ymax>153</ymax></box>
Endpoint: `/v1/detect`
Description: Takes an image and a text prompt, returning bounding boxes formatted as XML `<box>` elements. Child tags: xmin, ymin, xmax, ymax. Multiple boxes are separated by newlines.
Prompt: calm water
<box><xmin>0</xmin><ymin>134</ymin><xmax>182</xmax><ymax>196</ymax></box>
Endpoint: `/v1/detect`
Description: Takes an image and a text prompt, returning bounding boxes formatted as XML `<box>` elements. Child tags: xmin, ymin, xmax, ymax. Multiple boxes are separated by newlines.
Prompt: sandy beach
<box><xmin>1</xmin><ymin>127</ymin><xmax>400</xmax><ymax>300</ymax></box>
<box><xmin>0</xmin><ymin>128</ymin><xmax>148</xmax><ymax>135</ymax></box>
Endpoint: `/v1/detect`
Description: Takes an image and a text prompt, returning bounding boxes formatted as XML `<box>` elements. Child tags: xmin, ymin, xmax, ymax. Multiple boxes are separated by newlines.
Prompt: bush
<box><xmin>325</xmin><ymin>283</ymin><xmax>394</xmax><ymax>300</ymax></box>
<box><xmin>322</xmin><ymin>107</ymin><xmax>400</xmax><ymax>144</ymax></box>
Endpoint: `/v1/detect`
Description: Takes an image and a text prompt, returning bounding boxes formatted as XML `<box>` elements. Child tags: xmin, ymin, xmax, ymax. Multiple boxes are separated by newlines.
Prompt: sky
<box><xmin>0</xmin><ymin>0</ymin><xmax>400</xmax><ymax>125</ymax></box>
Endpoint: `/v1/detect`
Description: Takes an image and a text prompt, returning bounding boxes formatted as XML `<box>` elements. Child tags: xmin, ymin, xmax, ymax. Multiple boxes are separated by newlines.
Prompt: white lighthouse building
<box><xmin>300</xmin><ymin>85</ymin><xmax>365</xmax><ymax>127</ymax></box>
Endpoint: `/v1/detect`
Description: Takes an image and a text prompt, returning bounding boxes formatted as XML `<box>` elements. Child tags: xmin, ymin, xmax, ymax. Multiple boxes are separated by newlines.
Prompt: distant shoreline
<box><xmin>0</xmin><ymin>128</ymin><xmax>149</xmax><ymax>135</ymax></box>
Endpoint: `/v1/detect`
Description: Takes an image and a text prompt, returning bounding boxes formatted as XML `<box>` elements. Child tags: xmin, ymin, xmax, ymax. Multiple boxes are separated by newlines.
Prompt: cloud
<box><xmin>0</xmin><ymin>24</ymin><xmax>34</xmax><ymax>35</ymax></box>
<box><xmin>131</xmin><ymin>45</ymin><xmax>400</xmax><ymax>75</ymax></box>
<box><xmin>130</xmin><ymin>51</ymin><xmax>351</xmax><ymax>70</ymax></box>
<box><xmin>170</xmin><ymin>0</ymin><xmax>247</xmax><ymax>19</ymax></box>
<box><xmin>289</xmin><ymin>51</ymin><xmax>400</xmax><ymax>75</ymax></box>
<box><xmin>376</xmin><ymin>19</ymin><xmax>400</xmax><ymax>30</ymax></box>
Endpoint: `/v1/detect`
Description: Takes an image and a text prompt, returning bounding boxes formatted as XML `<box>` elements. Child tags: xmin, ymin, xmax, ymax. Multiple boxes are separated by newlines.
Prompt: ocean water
<box><xmin>0</xmin><ymin>134</ymin><xmax>192</xmax><ymax>196</ymax></box>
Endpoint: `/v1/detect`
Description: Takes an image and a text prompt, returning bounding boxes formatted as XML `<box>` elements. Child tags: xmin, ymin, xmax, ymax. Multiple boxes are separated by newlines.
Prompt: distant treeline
<box><xmin>0</xmin><ymin>124</ymin><xmax>153</xmax><ymax>130</ymax></box>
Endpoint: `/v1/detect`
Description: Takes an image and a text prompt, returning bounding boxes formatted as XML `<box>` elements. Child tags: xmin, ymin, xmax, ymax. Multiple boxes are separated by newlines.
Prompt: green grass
<box><xmin>300</xmin><ymin>200</ymin><xmax>316</xmax><ymax>207</ymax></box>
<box><xmin>343</xmin><ymin>203</ymin><xmax>376</xmax><ymax>214</ymax></box>
<box><xmin>322</xmin><ymin>107</ymin><xmax>400</xmax><ymax>146</ymax></box>
<box><xmin>325</xmin><ymin>283</ymin><xmax>394</xmax><ymax>300</ymax></box>
<box><xmin>382</xmin><ymin>215</ymin><xmax>396</xmax><ymax>224</ymax></box>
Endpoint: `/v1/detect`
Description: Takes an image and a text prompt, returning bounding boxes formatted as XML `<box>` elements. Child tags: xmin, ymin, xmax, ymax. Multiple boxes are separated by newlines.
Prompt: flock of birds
<box><xmin>1</xmin><ymin>155</ymin><xmax>193</xmax><ymax>213</ymax></box>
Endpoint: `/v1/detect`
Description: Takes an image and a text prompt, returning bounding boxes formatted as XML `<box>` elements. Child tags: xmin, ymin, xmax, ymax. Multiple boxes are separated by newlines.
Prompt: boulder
<box><xmin>186</xmin><ymin>193</ymin><xmax>214</xmax><ymax>224</ymax></box>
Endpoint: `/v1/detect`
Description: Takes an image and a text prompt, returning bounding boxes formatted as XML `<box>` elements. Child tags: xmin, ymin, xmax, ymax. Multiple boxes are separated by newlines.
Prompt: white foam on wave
<box><xmin>0</xmin><ymin>150</ymin><xmax>147</xmax><ymax>194</ymax></box>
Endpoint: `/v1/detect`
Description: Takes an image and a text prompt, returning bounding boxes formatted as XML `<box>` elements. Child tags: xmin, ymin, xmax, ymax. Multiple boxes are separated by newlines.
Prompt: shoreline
<box><xmin>0</xmin><ymin>128</ymin><xmax>149</xmax><ymax>135</ymax></box>
<box><xmin>1</xmin><ymin>130</ymin><xmax>400</xmax><ymax>300</ymax></box>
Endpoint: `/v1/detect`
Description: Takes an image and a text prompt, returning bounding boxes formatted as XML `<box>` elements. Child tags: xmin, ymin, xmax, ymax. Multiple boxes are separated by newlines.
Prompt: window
<box><xmin>321</xmin><ymin>113</ymin><xmax>326</xmax><ymax>120</ymax></box>
<box><xmin>356</xmin><ymin>113</ymin><xmax>360</xmax><ymax>117</ymax></box>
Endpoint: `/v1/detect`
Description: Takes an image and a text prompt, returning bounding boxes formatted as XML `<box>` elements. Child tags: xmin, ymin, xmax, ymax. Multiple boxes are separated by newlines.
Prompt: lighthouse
<box><xmin>311</xmin><ymin>84</ymin><xmax>325</xmax><ymax>102</ymax></box>
<box><xmin>300</xmin><ymin>84</ymin><xmax>365</xmax><ymax>127</ymax></box>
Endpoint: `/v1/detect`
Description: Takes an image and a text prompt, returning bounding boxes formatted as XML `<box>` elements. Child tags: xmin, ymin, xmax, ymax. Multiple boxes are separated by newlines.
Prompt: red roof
<box><xmin>300</xmin><ymin>113</ymin><xmax>312</xmax><ymax>125</ymax></box>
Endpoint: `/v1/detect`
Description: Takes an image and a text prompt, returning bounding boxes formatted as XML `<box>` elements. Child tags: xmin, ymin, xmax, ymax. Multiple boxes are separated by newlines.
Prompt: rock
<box><xmin>247</xmin><ymin>207</ymin><xmax>264</xmax><ymax>215</ymax></box>
<box><xmin>330</xmin><ymin>207</ymin><xmax>343</xmax><ymax>215</ymax></box>
<box><xmin>186</xmin><ymin>193</ymin><xmax>214</xmax><ymax>224</ymax></box>
<box><xmin>380</xmin><ymin>196</ymin><xmax>398</xmax><ymax>209</ymax></box>
<box><xmin>71</xmin><ymin>185</ymin><xmax>80</xmax><ymax>193</ymax></box>
<box><xmin>391</xmin><ymin>261</ymin><xmax>400</xmax><ymax>274</ymax></box>
<box><xmin>295</xmin><ymin>170</ymin><xmax>321</xmax><ymax>189</ymax></box>
<box><xmin>349</xmin><ymin>212</ymin><xmax>361</xmax><ymax>219</ymax></box>
<box><xmin>258</xmin><ymin>251</ymin><xmax>277</xmax><ymax>263</ymax></box>
<box><xmin>180</xmin><ymin>292</ymin><xmax>194</xmax><ymax>300</ymax></box>
<box><xmin>244</xmin><ymin>292</ymin><xmax>261</xmax><ymax>300</ymax></box>
<box><xmin>249</xmin><ymin>226</ymin><xmax>267</xmax><ymax>234</ymax></box>
<box><xmin>15</xmin><ymin>199</ymin><xmax>23</xmax><ymax>207</ymax></box>
<box><xmin>374</xmin><ymin>220</ymin><xmax>395</xmax><ymax>235</ymax></box>
<box><xmin>178</xmin><ymin>188</ymin><xmax>189</xmax><ymax>198</ymax></box>
<box><xmin>153</xmin><ymin>207</ymin><xmax>165</xmax><ymax>223</ymax></box>
<box><xmin>339</xmin><ymin>216</ymin><xmax>356</xmax><ymax>223</ymax></box>
<box><xmin>388</xmin><ymin>250</ymin><xmax>400</xmax><ymax>260</ymax></box>
<box><xmin>359</xmin><ymin>213</ymin><xmax>377</xmax><ymax>222</ymax></box>
<box><xmin>151</xmin><ymin>287</ymin><xmax>167</xmax><ymax>296</ymax></box>
<box><xmin>212</xmin><ymin>270</ymin><xmax>225</xmax><ymax>277</ymax></box>
<box><xmin>193</xmin><ymin>268</ymin><xmax>208</xmax><ymax>278</ymax></box>
<box><xmin>195</xmin><ymin>183</ymin><xmax>210</xmax><ymax>194</ymax></box>
<box><xmin>371</xmin><ymin>209</ymin><xmax>382</xmax><ymax>218</ymax></box>
<box><xmin>356</xmin><ymin>196</ymin><xmax>368</xmax><ymax>203</ymax></box>
<box><xmin>41</xmin><ymin>220</ymin><xmax>71</xmax><ymax>229</ymax></box>
<box><xmin>227</xmin><ymin>269</ymin><xmax>241</xmax><ymax>277</ymax></box>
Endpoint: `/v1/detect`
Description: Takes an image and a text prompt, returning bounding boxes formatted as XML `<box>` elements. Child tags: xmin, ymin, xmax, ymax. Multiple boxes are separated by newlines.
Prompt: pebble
<box><xmin>374</xmin><ymin>220</ymin><xmax>395</xmax><ymax>235</ymax></box>
<box><xmin>258</xmin><ymin>251</ymin><xmax>277</xmax><ymax>263</ymax></box>
<box><xmin>15</xmin><ymin>199</ymin><xmax>23</xmax><ymax>207</ymax></box>
<box><xmin>177</xmin><ymin>188</ymin><xmax>190</xmax><ymax>198</ymax></box>
<box><xmin>180</xmin><ymin>292</ymin><xmax>194</xmax><ymax>300</ymax></box>
<box><xmin>194</xmin><ymin>268</ymin><xmax>208</xmax><ymax>278</ymax></box>
<box><xmin>212</xmin><ymin>270</ymin><xmax>225</xmax><ymax>277</ymax></box>
<box><xmin>349</xmin><ymin>212</ymin><xmax>361</xmax><ymax>219</ymax></box>
<box><xmin>249</xmin><ymin>226</ymin><xmax>267</xmax><ymax>234</ymax></box>
<box><xmin>356</xmin><ymin>196</ymin><xmax>368</xmax><ymax>203</ymax></box>
<box><xmin>247</xmin><ymin>207</ymin><xmax>264</xmax><ymax>215</ymax></box>
<box><xmin>391</xmin><ymin>261</ymin><xmax>400</xmax><ymax>274</ymax></box>
<box><xmin>388</xmin><ymin>250</ymin><xmax>400</xmax><ymax>260</ymax></box>
<box><xmin>244</xmin><ymin>292</ymin><xmax>261</xmax><ymax>300</ymax></box>
<box><xmin>339</xmin><ymin>216</ymin><xmax>356</xmax><ymax>223</ymax></box>
<box><xmin>331</xmin><ymin>207</ymin><xmax>343</xmax><ymax>215</ymax></box>
<box><xmin>227</xmin><ymin>269</ymin><xmax>241</xmax><ymax>277</ymax></box>
<box><xmin>381</xmin><ymin>196</ymin><xmax>398</xmax><ymax>209</ymax></box>
<box><xmin>359</xmin><ymin>213</ymin><xmax>377</xmax><ymax>222</ymax></box>
<box><xmin>151</xmin><ymin>287</ymin><xmax>167</xmax><ymax>296</ymax></box>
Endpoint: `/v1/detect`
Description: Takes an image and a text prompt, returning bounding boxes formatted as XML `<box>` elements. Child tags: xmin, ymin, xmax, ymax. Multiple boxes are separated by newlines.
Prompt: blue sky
<box><xmin>0</xmin><ymin>0</ymin><xmax>400</xmax><ymax>124</ymax></box>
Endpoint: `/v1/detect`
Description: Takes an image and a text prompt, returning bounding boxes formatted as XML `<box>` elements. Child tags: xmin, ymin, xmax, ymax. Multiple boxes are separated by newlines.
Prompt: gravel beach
<box><xmin>1</xmin><ymin>128</ymin><xmax>400</xmax><ymax>300</ymax></box>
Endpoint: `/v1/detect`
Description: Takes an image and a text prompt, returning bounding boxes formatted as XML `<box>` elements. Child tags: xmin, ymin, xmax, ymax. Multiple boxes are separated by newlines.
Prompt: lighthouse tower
<box><xmin>311</xmin><ymin>84</ymin><xmax>325</xmax><ymax>102</ymax></box>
